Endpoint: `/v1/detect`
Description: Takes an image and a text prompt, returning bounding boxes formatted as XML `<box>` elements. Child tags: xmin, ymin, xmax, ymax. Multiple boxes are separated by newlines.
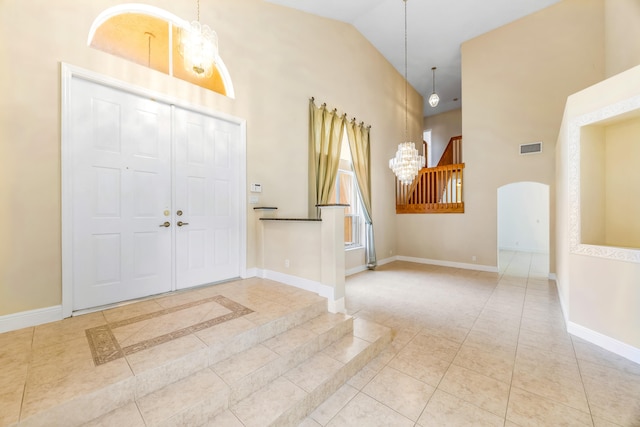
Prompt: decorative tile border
<box><xmin>86</xmin><ymin>295</ymin><xmax>253</xmax><ymax>366</ymax></box>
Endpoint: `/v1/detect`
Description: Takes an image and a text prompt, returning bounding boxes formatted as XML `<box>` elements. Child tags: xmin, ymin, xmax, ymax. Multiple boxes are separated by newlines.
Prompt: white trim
<box><xmin>60</xmin><ymin>63</ymin><xmax>247</xmax><ymax>317</ymax></box>
<box><xmin>548</xmin><ymin>272</ymin><xmax>557</xmax><ymax>281</ymax></box>
<box><xmin>346</xmin><ymin>265</ymin><xmax>367</xmax><ymax>276</ymax></box>
<box><xmin>377</xmin><ymin>255</ymin><xmax>398</xmax><ymax>266</ymax></box>
<box><xmin>0</xmin><ymin>306</ymin><xmax>63</xmax><ymax>334</ymax></box>
<box><xmin>568</xmin><ymin>321</ymin><xmax>640</xmax><ymax>365</ymax></box>
<box><xmin>568</xmin><ymin>95</ymin><xmax>640</xmax><ymax>263</ymax></box>
<box><xmin>260</xmin><ymin>269</ymin><xmax>343</xmax><ymax>313</ymax></box>
<box><xmin>328</xmin><ymin>297</ymin><xmax>345</xmax><ymax>314</ymax></box>
<box><xmin>262</xmin><ymin>270</ymin><xmax>333</xmax><ymax>299</ymax></box>
<box><xmin>553</xmin><ymin>275</ymin><xmax>570</xmax><ymax>324</ymax></box>
<box><xmin>397</xmin><ymin>256</ymin><xmax>498</xmax><ymax>273</ymax></box>
<box><xmin>499</xmin><ymin>245</ymin><xmax>548</xmax><ymax>254</ymax></box>
<box><xmin>242</xmin><ymin>267</ymin><xmax>259</xmax><ymax>279</ymax></box>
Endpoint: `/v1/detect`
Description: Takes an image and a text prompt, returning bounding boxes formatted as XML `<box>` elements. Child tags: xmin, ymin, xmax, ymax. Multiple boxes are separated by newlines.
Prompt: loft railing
<box><xmin>396</xmin><ymin>163</ymin><xmax>465</xmax><ymax>213</ymax></box>
<box><xmin>438</xmin><ymin>135</ymin><xmax>462</xmax><ymax>166</ymax></box>
<box><xmin>395</xmin><ymin>135</ymin><xmax>464</xmax><ymax>213</ymax></box>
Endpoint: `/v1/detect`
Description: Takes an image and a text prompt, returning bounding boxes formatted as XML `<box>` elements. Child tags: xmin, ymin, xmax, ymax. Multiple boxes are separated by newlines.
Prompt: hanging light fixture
<box><xmin>178</xmin><ymin>0</ymin><xmax>218</xmax><ymax>78</ymax></box>
<box><xmin>389</xmin><ymin>0</ymin><xmax>424</xmax><ymax>186</ymax></box>
<box><xmin>429</xmin><ymin>66</ymin><xmax>440</xmax><ymax>107</ymax></box>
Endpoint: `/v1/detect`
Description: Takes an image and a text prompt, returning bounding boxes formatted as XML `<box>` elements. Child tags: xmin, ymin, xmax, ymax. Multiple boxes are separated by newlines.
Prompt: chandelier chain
<box><xmin>404</xmin><ymin>0</ymin><xmax>408</xmax><ymax>142</ymax></box>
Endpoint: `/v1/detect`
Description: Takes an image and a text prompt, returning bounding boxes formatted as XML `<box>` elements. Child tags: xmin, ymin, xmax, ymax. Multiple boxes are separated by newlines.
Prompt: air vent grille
<box><xmin>520</xmin><ymin>142</ymin><xmax>542</xmax><ymax>155</ymax></box>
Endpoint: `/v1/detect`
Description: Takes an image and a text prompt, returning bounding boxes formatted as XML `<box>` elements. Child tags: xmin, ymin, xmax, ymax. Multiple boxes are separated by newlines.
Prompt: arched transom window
<box><xmin>88</xmin><ymin>4</ymin><xmax>234</xmax><ymax>97</ymax></box>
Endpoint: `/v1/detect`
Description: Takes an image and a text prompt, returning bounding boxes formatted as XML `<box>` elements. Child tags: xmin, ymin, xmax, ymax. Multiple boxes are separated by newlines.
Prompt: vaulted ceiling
<box><xmin>265</xmin><ymin>0</ymin><xmax>561</xmax><ymax>116</ymax></box>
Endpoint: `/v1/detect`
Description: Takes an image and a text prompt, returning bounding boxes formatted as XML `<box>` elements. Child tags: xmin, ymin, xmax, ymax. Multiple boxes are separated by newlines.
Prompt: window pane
<box><xmin>344</xmin><ymin>215</ymin><xmax>353</xmax><ymax>244</ymax></box>
<box><xmin>339</xmin><ymin>173</ymin><xmax>354</xmax><ymax>214</ymax></box>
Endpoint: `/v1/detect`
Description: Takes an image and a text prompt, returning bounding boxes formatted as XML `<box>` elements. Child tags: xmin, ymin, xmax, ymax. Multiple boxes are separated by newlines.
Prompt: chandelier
<box><xmin>389</xmin><ymin>142</ymin><xmax>424</xmax><ymax>185</ymax></box>
<box><xmin>429</xmin><ymin>66</ymin><xmax>440</xmax><ymax>107</ymax></box>
<box><xmin>389</xmin><ymin>0</ymin><xmax>424</xmax><ymax>186</ymax></box>
<box><xmin>178</xmin><ymin>0</ymin><xmax>218</xmax><ymax>78</ymax></box>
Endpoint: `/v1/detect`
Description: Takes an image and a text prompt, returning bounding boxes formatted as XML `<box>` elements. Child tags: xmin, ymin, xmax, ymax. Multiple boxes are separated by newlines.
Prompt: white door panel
<box><xmin>68</xmin><ymin>76</ymin><xmax>241</xmax><ymax>310</ymax></box>
<box><xmin>175</xmin><ymin>108</ymin><xmax>240</xmax><ymax>289</ymax></box>
<box><xmin>71</xmin><ymin>79</ymin><xmax>172</xmax><ymax>310</ymax></box>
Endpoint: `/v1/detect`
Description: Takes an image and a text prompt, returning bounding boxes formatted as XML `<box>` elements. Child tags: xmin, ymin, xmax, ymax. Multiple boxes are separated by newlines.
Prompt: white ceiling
<box><xmin>264</xmin><ymin>0</ymin><xmax>561</xmax><ymax>116</ymax></box>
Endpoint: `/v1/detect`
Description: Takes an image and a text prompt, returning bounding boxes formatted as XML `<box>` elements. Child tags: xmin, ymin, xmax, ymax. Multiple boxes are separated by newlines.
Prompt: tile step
<box><xmin>89</xmin><ymin>318</ymin><xmax>391</xmax><ymax>427</ymax></box>
<box><xmin>16</xmin><ymin>299</ymin><xmax>328</xmax><ymax>427</ymax></box>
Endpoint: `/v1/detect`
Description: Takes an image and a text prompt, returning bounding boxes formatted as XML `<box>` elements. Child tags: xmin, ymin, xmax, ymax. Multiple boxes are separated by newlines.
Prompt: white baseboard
<box><xmin>261</xmin><ymin>269</ymin><xmax>337</xmax><ymax>301</ymax></box>
<box><xmin>242</xmin><ymin>267</ymin><xmax>259</xmax><ymax>278</ymax></box>
<box><xmin>553</xmin><ymin>275</ymin><xmax>570</xmax><ymax>325</ymax></box>
<box><xmin>377</xmin><ymin>256</ymin><xmax>398</xmax><ymax>266</ymax></box>
<box><xmin>554</xmin><ymin>276</ymin><xmax>639</xmax><ymax>364</ymax></box>
<box><xmin>0</xmin><ymin>305</ymin><xmax>63</xmax><ymax>334</ymax></box>
<box><xmin>328</xmin><ymin>297</ymin><xmax>345</xmax><ymax>314</ymax></box>
<box><xmin>346</xmin><ymin>265</ymin><xmax>368</xmax><ymax>276</ymax></box>
<box><xmin>568</xmin><ymin>321</ymin><xmax>640</xmax><ymax>365</ymax></box>
<box><xmin>499</xmin><ymin>246</ymin><xmax>549</xmax><ymax>254</ymax></box>
<box><xmin>397</xmin><ymin>255</ymin><xmax>498</xmax><ymax>273</ymax></box>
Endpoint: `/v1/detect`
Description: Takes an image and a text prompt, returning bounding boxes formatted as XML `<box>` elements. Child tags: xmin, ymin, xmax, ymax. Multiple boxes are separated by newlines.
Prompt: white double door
<box><xmin>69</xmin><ymin>77</ymin><xmax>240</xmax><ymax>311</ymax></box>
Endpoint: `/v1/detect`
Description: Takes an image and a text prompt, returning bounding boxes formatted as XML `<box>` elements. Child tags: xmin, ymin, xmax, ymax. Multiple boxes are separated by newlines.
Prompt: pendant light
<box><xmin>429</xmin><ymin>66</ymin><xmax>440</xmax><ymax>108</ymax></box>
<box><xmin>389</xmin><ymin>0</ymin><xmax>424</xmax><ymax>186</ymax></box>
<box><xmin>178</xmin><ymin>0</ymin><xmax>218</xmax><ymax>78</ymax></box>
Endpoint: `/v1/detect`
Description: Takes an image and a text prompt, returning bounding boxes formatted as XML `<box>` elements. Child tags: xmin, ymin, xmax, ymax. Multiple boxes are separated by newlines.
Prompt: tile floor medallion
<box><xmin>86</xmin><ymin>295</ymin><xmax>253</xmax><ymax>366</ymax></box>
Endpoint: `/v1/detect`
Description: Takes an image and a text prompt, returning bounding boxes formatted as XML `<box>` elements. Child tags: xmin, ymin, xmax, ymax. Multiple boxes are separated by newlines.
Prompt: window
<box><xmin>330</xmin><ymin>131</ymin><xmax>364</xmax><ymax>249</ymax></box>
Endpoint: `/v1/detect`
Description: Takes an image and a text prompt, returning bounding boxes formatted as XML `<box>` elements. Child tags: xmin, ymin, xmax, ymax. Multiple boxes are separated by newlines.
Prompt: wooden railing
<box><xmin>438</xmin><ymin>135</ymin><xmax>462</xmax><ymax>166</ymax></box>
<box><xmin>396</xmin><ymin>163</ymin><xmax>465</xmax><ymax>213</ymax></box>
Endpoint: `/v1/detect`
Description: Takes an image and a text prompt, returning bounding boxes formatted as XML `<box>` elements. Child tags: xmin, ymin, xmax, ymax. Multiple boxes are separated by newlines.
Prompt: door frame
<box><xmin>61</xmin><ymin>63</ymin><xmax>247</xmax><ymax>318</ymax></box>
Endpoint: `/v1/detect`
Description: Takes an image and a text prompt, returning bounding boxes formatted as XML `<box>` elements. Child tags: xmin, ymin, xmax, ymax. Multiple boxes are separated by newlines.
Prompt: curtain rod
<box><xmin>310</xmin><ymin>96</ymin><xmax>372</xmax><ymax>129</ymax></box>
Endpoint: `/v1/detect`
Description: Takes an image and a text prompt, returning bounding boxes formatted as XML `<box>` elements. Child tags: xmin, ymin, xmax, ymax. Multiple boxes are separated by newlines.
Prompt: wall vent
<box><xmin>520</xmin><ymin>142</ymin><xmax>542</xmax><ymax>155</ymax></box>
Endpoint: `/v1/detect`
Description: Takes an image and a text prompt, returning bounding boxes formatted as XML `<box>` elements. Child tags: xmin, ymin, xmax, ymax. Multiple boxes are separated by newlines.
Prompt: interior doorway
<box><xmin>497</xmin><ymin>182</ymin><xmax>549</xmax><ymax>275</ymax></box>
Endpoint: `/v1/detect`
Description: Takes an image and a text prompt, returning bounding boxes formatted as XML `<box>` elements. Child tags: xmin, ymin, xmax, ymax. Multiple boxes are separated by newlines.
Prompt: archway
<box><xmin>497</xmin><ymin>182</ymin><xmax>549</xmax><ymax>276</ymax></box>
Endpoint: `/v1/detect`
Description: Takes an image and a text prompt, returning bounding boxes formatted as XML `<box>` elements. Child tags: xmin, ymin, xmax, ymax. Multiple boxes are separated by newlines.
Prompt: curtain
<box><xmin>308</xmin><ymin>99</ymin><xmax>346</xmax><ymax>217</ymax></box>
<box><xmin>346</xmin><ymin>119</ymin><xmax>377</xmax><ymax>269</ymax></box>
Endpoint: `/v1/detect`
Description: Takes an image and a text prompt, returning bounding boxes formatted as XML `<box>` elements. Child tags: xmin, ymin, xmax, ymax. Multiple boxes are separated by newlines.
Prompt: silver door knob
<box><xmin>177</xmin><ymin>221</ymin><xmax>189</xmax><ymax>227</ymax></box>
<box><xmin>159</xmin><ymin>221</ymin><xmax>171</xmax><ymax>227</ymax></box>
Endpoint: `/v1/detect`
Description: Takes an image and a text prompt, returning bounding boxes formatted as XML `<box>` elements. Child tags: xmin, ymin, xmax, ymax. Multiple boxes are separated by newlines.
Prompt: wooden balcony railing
<box><xmin>438</xmin><ymin>135</ymin><xmax>462</xmax><ymax>166</ymax></box>
<box><xmin>396</xmin><ymin>163</ymin><xmax>465</xmax><ymax>213</ymax></box>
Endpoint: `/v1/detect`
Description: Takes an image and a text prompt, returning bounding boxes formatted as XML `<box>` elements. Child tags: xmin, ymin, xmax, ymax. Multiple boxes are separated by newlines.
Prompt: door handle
<box><xmin>177</xmin><ymin>221</ymin><xmax>189</xmax><ymax>227</ymax></box>
<box><xmin>159</xmin><ymin>221</ymin><xmax>171</xmax><ymax>227</ymax></box>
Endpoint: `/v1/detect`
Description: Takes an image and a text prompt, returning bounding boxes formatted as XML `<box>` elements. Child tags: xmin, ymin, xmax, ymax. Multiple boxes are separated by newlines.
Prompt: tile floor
<box><xmin>0</xmin><ymin>279</ymin><xmax>330</xmax><ymax>426</ymax></box>
<box><xmin>300</xmin><ymin>251</ymin><xmax>640</xmax><ymax>426</ymax></box>
<box><xmin>1</xmin><ymin>251</ymin><xmax>639</xmax><ymax>426</ymax></box>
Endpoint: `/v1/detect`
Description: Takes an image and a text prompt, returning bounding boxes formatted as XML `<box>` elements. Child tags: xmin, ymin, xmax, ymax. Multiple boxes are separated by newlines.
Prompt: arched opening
<box><xmin>497</xmin><ymin>182</ymin><xmax>549</xmax><ymax>277</ymax></box>
<box><xmin>88</xmin><ymin>4</ymin><xmax>235</xmax><ymax>97</ymax></box>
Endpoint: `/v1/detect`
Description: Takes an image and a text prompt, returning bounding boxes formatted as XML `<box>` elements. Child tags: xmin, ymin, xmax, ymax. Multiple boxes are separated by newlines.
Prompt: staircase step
<box><xmin>212</xmin><ymin>313</ymin><xmax>353</xmax><ymax>405</ymax></box>
<box><xmin>15</xmin><ymin>280</ymin><xmax>392</xmax><ymax>427</ymax></box>
<box><xmin>85</xmin><ymin>310</ymin><xmax>360</xmax><ymax>426</ymax></box>
<box><xmin>16</xmin><ymin>288</ymin><xmax>327</xmax><ymax>427</ymax></box>
<box><xmin>228</xmin><ymin>318</ymin><xmax>392</xmax><ymax>427</ymax></box>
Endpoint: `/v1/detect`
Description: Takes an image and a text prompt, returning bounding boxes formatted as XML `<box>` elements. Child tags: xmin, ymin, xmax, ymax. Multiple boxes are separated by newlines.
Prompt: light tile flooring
<box><xmin>0</xmin><ymin>279</ymin><xmax>328</xmax><ymax>426</ymax></box>
<box><xmin>299</xmin><ymin>251</ymin><xmax>640</xmax><ymax>426</ymax></box>
<box><xmin>2</xmin><ymin>252</ymin><xmax>639</xmax><ymax>426</ymax></box>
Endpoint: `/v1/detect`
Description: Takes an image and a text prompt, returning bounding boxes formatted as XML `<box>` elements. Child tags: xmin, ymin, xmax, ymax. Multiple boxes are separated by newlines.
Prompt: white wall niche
<box><xmin>568</xmin><ymin>95</ymin><xmax>640</xmax><ymax>263</ymax></box>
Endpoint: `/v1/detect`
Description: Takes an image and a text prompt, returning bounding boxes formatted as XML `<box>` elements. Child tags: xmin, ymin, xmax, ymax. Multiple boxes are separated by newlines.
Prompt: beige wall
<box><xmin>557</xmin><ymin>64</ymin><xmax>640</xmax><ymax>350</ymax></box>
<box><xmin>579</xmin><ymin>125</ymin><xmax>606</xmax><ymax>245</ymax></box>
<box><xmin>423</xmin><ymin>109</ymin><xmax>462</xmax><ymax>166</ymax></box>
<box><xmin>0</xmin><ymin>0</ymin><xmax>423</xmax><ymax>316</ymax></box>
<box><xmin>398</xmin><ymin>0</ymin><xmax>605</xmax><ymax>271</ymax></box>
<box><xmin>604</xmin><ymin>117</ymin><xmax>640</xmax><ymax>248</ymax></box>
<box><xmin>605</xmin><ymin>0</ymin><xmax>640</xmax><ymax>77</ymax></box>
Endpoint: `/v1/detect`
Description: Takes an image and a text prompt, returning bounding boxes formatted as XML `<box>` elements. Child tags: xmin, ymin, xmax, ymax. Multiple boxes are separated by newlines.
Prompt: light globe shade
<box><xmin>429</xmin><ymin>92</ymin><xmax>440</xmax><ymax>108</ymax></box>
